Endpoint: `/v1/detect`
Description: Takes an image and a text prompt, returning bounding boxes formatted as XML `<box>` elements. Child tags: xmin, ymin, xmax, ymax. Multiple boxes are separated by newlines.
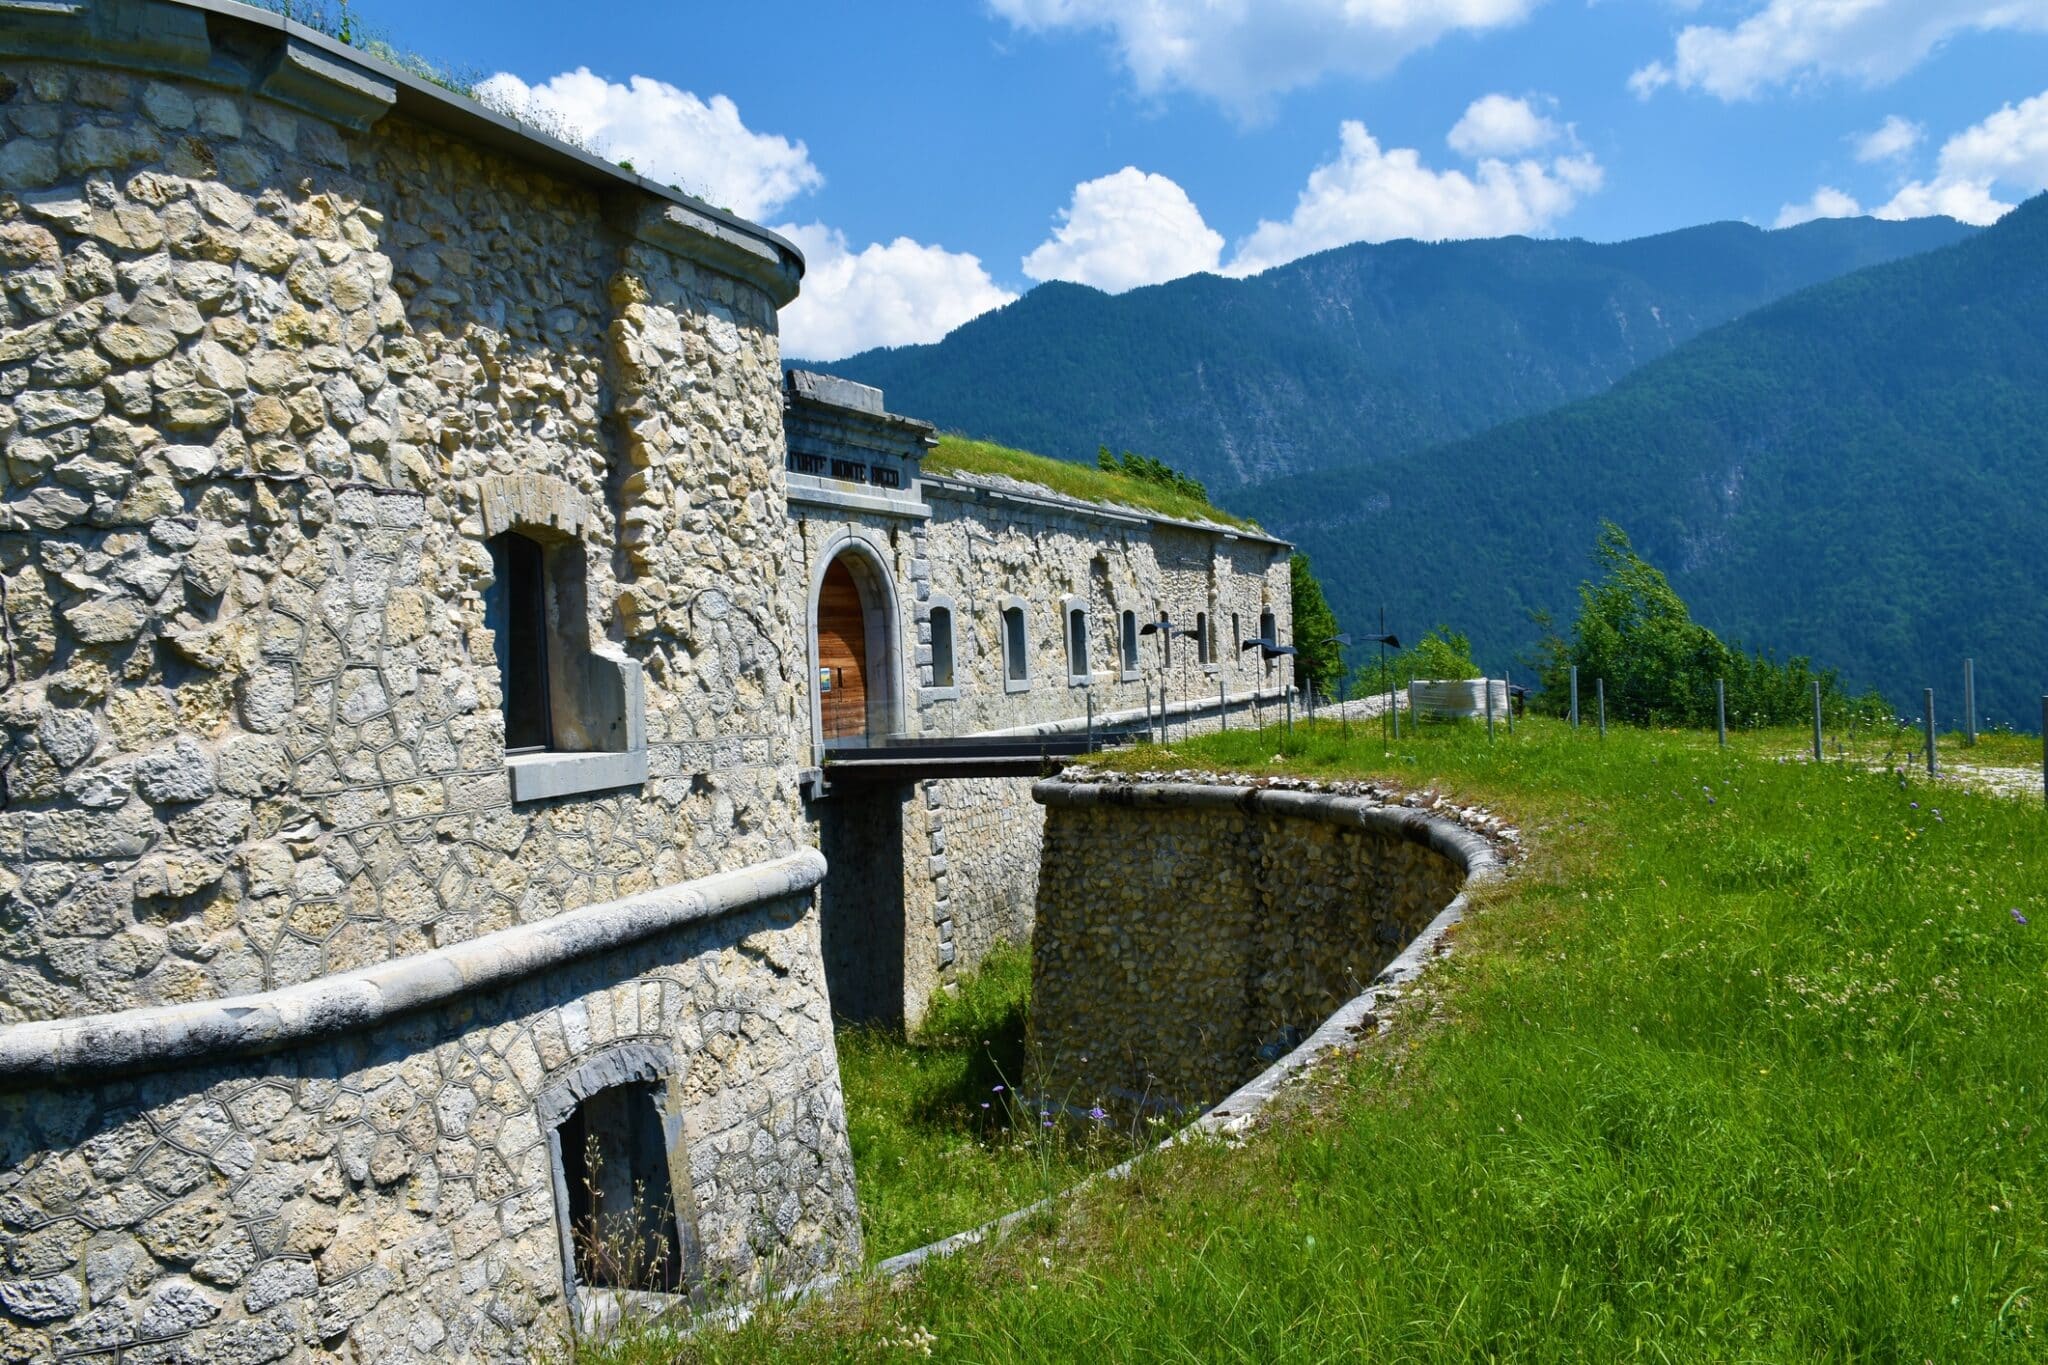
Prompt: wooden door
<box><xmin>818</xmin><ymin>558</ymin><xmax>869</xmax><ymax>741</ymax></box>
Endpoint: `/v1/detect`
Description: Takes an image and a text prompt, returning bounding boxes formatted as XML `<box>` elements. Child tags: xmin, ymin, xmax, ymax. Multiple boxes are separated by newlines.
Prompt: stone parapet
<box><xmin>1027</xmin><ymin>777</ymin><xmax>1497</xmax><ymax>1117</ymax></box>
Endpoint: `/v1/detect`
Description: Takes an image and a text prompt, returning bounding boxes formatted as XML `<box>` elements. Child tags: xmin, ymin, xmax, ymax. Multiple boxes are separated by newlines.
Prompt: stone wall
<box><xmin>910</xmin><ymin>479</ymin><xmax>1291</xmax><ymax>738</ymax></box>
<box><xmin>0</xmin><ymin>6</ymin><xmax>856</xmax><ymax>1356</ymax></box>
<box><xmin>1027</xmin><ymin>781</ymin><xmax>1468</xmax><ymax>1116</ymax></box>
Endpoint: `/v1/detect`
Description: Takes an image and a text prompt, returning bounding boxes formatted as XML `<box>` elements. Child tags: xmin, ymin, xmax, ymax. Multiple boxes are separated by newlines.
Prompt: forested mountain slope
<box><xmin>813</xmin><ymin>216</ymin><xmax>1974</xmax><ymax>490</ymax></box>
<box><xmin>1235</xmin><ymin>195</ymin><xmax>2048</xmax><ymax>728</ymax></box>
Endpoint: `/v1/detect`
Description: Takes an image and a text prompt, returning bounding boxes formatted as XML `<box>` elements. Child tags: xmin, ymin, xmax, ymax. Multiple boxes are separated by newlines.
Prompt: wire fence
<box><xmin>1369</xmin><ymin>659</ymin><xmax>2048</xmax><ymax>807</ymax></box>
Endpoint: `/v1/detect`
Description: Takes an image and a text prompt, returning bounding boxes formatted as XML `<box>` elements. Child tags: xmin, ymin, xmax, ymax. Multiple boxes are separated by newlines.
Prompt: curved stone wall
<box><xmin>1028</xmin><ymin>779</ymin><xmax>1487</xmax><ymax>1116</ymax></box>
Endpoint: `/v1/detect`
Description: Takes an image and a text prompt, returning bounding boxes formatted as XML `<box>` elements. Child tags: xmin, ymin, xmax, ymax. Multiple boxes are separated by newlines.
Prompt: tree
<box><xmin>1290</xmin><ymin>552</ymin><xmax>1342</xmax><ymax>694</ymax></box>
<box><xmin>1537</xmin><ymin>523</ymin><xmax>1880</xmax><ymax>727</ymax></box>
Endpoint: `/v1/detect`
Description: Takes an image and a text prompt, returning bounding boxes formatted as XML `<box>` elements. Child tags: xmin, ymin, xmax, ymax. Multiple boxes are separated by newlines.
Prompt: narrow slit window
<box><xmin>486</xmin><ymin>531</ymin><xmax>552</xmax><ymax>753</ymax></box>
<box><xmin>1196</xmin><ymin>612</ymin><xmax>1210</xmax><ymax>666</ymax></box>
<box><xmin>1121</xmin><ymin>610</ymin><xmax>1138</xmax><ymax>674</ymax></box>
<box><xmin>1232</xmin><ymin>613</ymin><xmax>1241</xmax><ymax>666</ymax></box>
<box><xmin>1003</xmin><ymin>605</ymin><xmax>1028</xmax><ymax>684</ymax></box>
<box><xmin>930</xmin><ymin>605</ymin><xmax>955</xmax><ymax>688</ymax></box>
<box><xmin>1067</xmin><ymin>605</ymin><xmax>1089</xmax><ymax>680</ymax></box>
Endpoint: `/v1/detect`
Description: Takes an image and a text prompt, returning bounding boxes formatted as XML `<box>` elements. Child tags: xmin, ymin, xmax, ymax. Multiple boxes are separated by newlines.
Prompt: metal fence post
<box><xmin>1285</xmin><ymin>688</ymin><xmax>1293</xmax><ymax>743</ymax></box>
<box><xmin>1716</xmin><ymin>678</ymin><xmax>1727</xmax><ymax>748</ymax></box>
<box><xmin>1597</xmin><ymin>678</ymin><xmax>1607</xmax><ymax>738</ymax></box>
<box><xmin>1219</xmin><ymin>679</ymin><xmax>1227</xmax><ymax>732</ymax></box>
<box><xmin>1086</xmin><ymin>692</ymin><xmax>1094</xmax><ymax>751</ymax></box>
<box><xmin>1570</xmin><ymin>666</ymin><xmax>1580</xmax><ymax>729</ymax></box>
<box><xmin>1486</xmin><ymin>675</ymin><xmax>1496</xmax><ymax>741</ymax></box>
<box><xmin>1811</xmin><ymin>680</ymin><xmax>1823</xmax><ymax>763</ymax></box>
<box><xmin>1964</xmin><ymin>658</ymin><xmax>1976</xmax><ymax>746</ymax></box>
<box><xmin>1505</xmin><ymin>670</ymin><xmax>1514</xmax><ymax>735</ymax></box>
<box><xmin>1924</xmin><ymin>688</ymin><xmax>1938</xmax><ymax>777</ymax></box>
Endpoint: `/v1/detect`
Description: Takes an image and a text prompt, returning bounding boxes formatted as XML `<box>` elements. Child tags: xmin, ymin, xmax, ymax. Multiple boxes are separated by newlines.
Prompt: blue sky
<box><xmin>337</xmin><ymin>1</ymin><xmax>2048</xmax><ymax>358</ymax></box>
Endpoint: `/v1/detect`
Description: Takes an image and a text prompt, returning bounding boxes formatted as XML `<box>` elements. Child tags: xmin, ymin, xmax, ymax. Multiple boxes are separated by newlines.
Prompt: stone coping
<box><xmin>0</xmin><ymin>849</ymin><xmax>827</xmax><ymax>1085</ymax></box>
<box><xmin>1</xmin><ymin>0</ymin><xmax>806</xmax><ymax>303</ymax></box>
<box><xmin>918</xmin><ymin>472</ymin><xmax>1292</xmax><ymax>549</ymax></box>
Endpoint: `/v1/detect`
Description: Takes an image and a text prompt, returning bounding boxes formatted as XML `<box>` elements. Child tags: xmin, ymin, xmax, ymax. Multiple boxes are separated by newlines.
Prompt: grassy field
<box><xmin>832</xmin><ymin>944</ymin><xmax>1134</xmax><ymax>1262</ymax></box>
<box><xmin>925</xmin><ymin>435</ymin><xmax>1259</xmax><ymax>531</ymax></box>
<box><xmin>604</xmin><ymin>718</ymin><xmax>2045</xmax><ymax>1362</ymax></box>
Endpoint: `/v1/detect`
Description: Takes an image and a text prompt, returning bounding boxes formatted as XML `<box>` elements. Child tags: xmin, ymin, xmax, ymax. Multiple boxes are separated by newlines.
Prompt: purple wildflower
<box><xmin>1087</xmin><ymin>1106</ymin><xmax>1108</xmax><ymax>1123</ymax></box>
<box><xmin>2013</xmin><ymin>909</ymin><xmax>2030</xmax><ymax>926</ymax></box>
<box><xmin>992</xmin><ymin>1084</ymin><xmax>1004</xmax><ymax>1093</ymax></box>
<box><xmin>1911</xmin><ymin>801</ymin><xmax>1919</xmax><ymax>809</ymax></box>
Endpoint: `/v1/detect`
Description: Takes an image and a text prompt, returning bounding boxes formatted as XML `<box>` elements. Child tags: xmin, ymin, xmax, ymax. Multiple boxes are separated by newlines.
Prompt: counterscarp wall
<box><xmin>1028</xmin><ymin>781</ymin><xmax>1470</xmax><ymax>1116</ymax></box>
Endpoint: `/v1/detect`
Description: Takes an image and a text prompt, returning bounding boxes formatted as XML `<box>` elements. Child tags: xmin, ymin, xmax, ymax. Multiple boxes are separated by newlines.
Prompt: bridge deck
<box><xmin>817</xmin><ymin>732</ymin><xmax>1136</xmax><ymax>784</ymax></box>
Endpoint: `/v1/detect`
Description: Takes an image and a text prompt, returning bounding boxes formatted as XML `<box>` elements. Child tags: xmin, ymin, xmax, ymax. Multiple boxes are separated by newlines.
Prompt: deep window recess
<box><xmin>1003</xmin><ymin>605</ymin><xmax>1028</xmax><ymax>683</ymax></box>
<box><xmin>930</xmin><ymin>605</ymin><xmax>955</xmax><ymax>688</ymax></box>
<box><xmin>487</xmin><ymin>531</ymin><xmax>552</xmax><ymax>753</ymax></box>
<box><xmin>1232</xmin><ymin>613</ymin><xmax>1241</xmax><ymax>665</ymax></box>
<box><xmin>1260</xmin><ymin>608</ymin><xmax>1277</xmax><ymax>646</ymax></box>
<box><xmin>558</xmin><ymin>1081</ymin><xmax>690</xmax><ymax>1294</ymax></box>
<box><xmin>1067</xmin><ymin>605</ymin><xmax>1089</xmax><ymax>679</ymax></box>
<box><xmin>1121</xmin><ymin>610</ymin><xmax>1138</xmax><ymax>673</ymax></box>
<box><xmin>1196</xmin><ymin>612</ymin><xmax>1210</xmax><ymax>666</ymax></box>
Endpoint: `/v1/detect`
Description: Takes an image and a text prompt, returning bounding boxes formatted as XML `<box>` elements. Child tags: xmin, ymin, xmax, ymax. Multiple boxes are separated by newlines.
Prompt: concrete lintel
<box><xmin>507</xmin><ymin>747</ymin><xmax>649</xmax><ymax>803</ymax></box>
<box><xmin>785</xmin><ymin>479</ymin><xmax>932</xmax><ymax>521</ymax></box>
<box><xmin>0</xmin><ymin>848</ymin><xmax>826</xmax><ymax>1085</ymax></box>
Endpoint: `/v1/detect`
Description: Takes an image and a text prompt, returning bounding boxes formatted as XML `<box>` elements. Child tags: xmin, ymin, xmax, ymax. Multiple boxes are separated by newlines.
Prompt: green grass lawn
<box><xmin>925</xmin><ymin>435</ymin><xmax>1259</xmax><ymax>531</ymax></box>
<box><xmin>634</xmin><ymin>718</ymin><xmax>2047</xmax><ymax>1362</ymax></box>
<box><xmin>832</xmin><ymin>944</ymin><xmax>1133</xmax><ymax>1262</ymax></box>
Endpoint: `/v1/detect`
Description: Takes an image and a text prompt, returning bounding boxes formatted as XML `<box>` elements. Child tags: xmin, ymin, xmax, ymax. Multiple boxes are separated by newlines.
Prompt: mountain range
<box><xmin>812</xmin><ymin>205</ymin><xmax>2044</xmax><ymax>726</ymax></box>
<box><xmin>1230</xmin><ymin>197</ymin><xmax>2048</xmax><ymax>728</ymax></box>
<box><xmin>813</xmin><ymin>216</ymin><xmax>1976</xmax><ymax>491</ymax></box>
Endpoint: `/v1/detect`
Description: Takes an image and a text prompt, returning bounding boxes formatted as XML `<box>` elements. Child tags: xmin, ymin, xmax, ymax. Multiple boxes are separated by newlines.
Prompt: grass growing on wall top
<box><xmin>926</xmin><ymin>435</ymin><xmax>1261</xmax><ymax>532</ymax></box>
<box><xmin>648</xmin><ymin>718</ymin><xmax>2046</xmax><ymax>1362</ymax></box>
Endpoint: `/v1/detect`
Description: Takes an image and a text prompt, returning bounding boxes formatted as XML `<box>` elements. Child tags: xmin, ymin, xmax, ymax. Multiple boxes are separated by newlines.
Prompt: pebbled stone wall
<box><xmin>1027</xmin><ymin>782</ymin><xmax>1466</xmax><ymax>1116</ymax></box>
<box><xmin>0</xmin><ymin>8</ymin><xmax>855</xmax><ymax>1358</ymax></box>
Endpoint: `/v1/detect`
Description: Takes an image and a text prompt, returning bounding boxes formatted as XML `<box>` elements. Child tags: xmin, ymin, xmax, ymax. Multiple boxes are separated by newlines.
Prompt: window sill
<box><xmin>922</xmin><ymin>685</ymin><xmax>960</xmax><ymax>703</ymax></box>
<box><xmin>1004</xmin><ymin>677</ymin><xmax>1033</xmax><ymax>695</ymax></box>
<box><xmin>1067</xmin><ymin>674</ymin><xmax>1092</xmax><ymax>688</ymax></box>
<box><xmin>508</xmin><ymin>748</ymin><xmax>649</xmax><ymax>803</ymax></box>
<box><xmin>1119</xmin><ymin>668</ymin><xmax>1141</xmax><ymax>683</ymax></box>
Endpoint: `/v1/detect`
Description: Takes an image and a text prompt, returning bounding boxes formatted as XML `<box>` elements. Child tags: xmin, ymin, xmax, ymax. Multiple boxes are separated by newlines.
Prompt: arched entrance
<box><xmin>810</xmin><ymin>539</ymin><xmax>903</xmax><ymax>748</ymax></box>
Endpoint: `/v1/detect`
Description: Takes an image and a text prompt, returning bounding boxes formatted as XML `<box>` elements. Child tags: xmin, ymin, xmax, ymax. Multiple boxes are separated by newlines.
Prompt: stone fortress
<box><xmin>0</xmin><ymin>2</ymin><xmax>1296</xmax><ymax>1357</ymax></box>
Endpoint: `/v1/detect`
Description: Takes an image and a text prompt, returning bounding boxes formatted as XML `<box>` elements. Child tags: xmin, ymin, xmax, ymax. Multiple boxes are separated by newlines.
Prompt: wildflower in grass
<box><xmin>2014</xmin><ymin>909</ymin><xmax>2030</xmax><ymax>925</ymax></box>
<box><xmin>1088</xmin><ymin>1106</ymin><xmax>1108</xmax><ymax>1123</ymax></box>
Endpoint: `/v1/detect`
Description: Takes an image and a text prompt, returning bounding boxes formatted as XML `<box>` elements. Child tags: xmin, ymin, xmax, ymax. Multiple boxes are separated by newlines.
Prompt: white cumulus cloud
<box><xmin>1873</xmin><ymin>88</ymin><xmax>2048</xmax><ymax>226</ymax></box>
<box><xmin>1628</xmin><ymin>0</ymin><xmax>2048</xmax><ymax>102</ymax></box>
<box><xmin>775</xmin><ymin>224</ymin><xmax>1018</xmax><ymax>362</ymax></box>
<box><xmin>988</xmin><ymin>0</ymin><xmax>1541</xmax><ymax>118</ymax></box>
<box><xmin>1855</xmin><ymin>115</ymin><xmax>1924</xmax><ymax>162</ymax></box>
<box><xmin>1774</xmin><ymin>185</ymin><xmax>1863</xmax><ymax>228</ymax></box>
<box><xmin>1447</xmin><ymin>94</ymin><xmax>1560</xmax><ymax>158</ymax></box>
<box><xmin>474</xmin><ymin>69</ymin><xmax>822</xmax><ymax>220</ymax></box>
<box><xmin>1225</xmin><ymin>121</ymin><xmax>1602</xmax><ymax>276</ymax></box>
<box><xmin>1021</xmin><ymin>168</ymin><xmax>1224</xmax><ymax>292</ymax></box>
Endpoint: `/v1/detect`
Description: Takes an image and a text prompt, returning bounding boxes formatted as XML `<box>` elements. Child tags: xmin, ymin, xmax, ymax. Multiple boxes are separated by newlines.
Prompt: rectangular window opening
<box><xmin>930</xmin><ymin>606</ymin><xmax>955</xmax><ymax>688</ymax></box>
<box><xmin>1003</xmin><ymin>606</ymin><xmax>1029</xmax><ymax>684</ymax></box>
<box><xmin>487</xmin><ymin>531</ymin><xmax>552</xmax><ymax>753</ymax></box>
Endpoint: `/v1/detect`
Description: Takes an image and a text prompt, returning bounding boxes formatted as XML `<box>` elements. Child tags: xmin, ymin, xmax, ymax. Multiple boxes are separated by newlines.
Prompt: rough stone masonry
<box><xmin>0</xmin><ymin>0</ymin><xmax>1308</xmax><ymax>1358</ymax></box>
<box><xmin>0</xmin><ymin>3</ymin><xmax>858</xmax><ymax>1358</ymax></box>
